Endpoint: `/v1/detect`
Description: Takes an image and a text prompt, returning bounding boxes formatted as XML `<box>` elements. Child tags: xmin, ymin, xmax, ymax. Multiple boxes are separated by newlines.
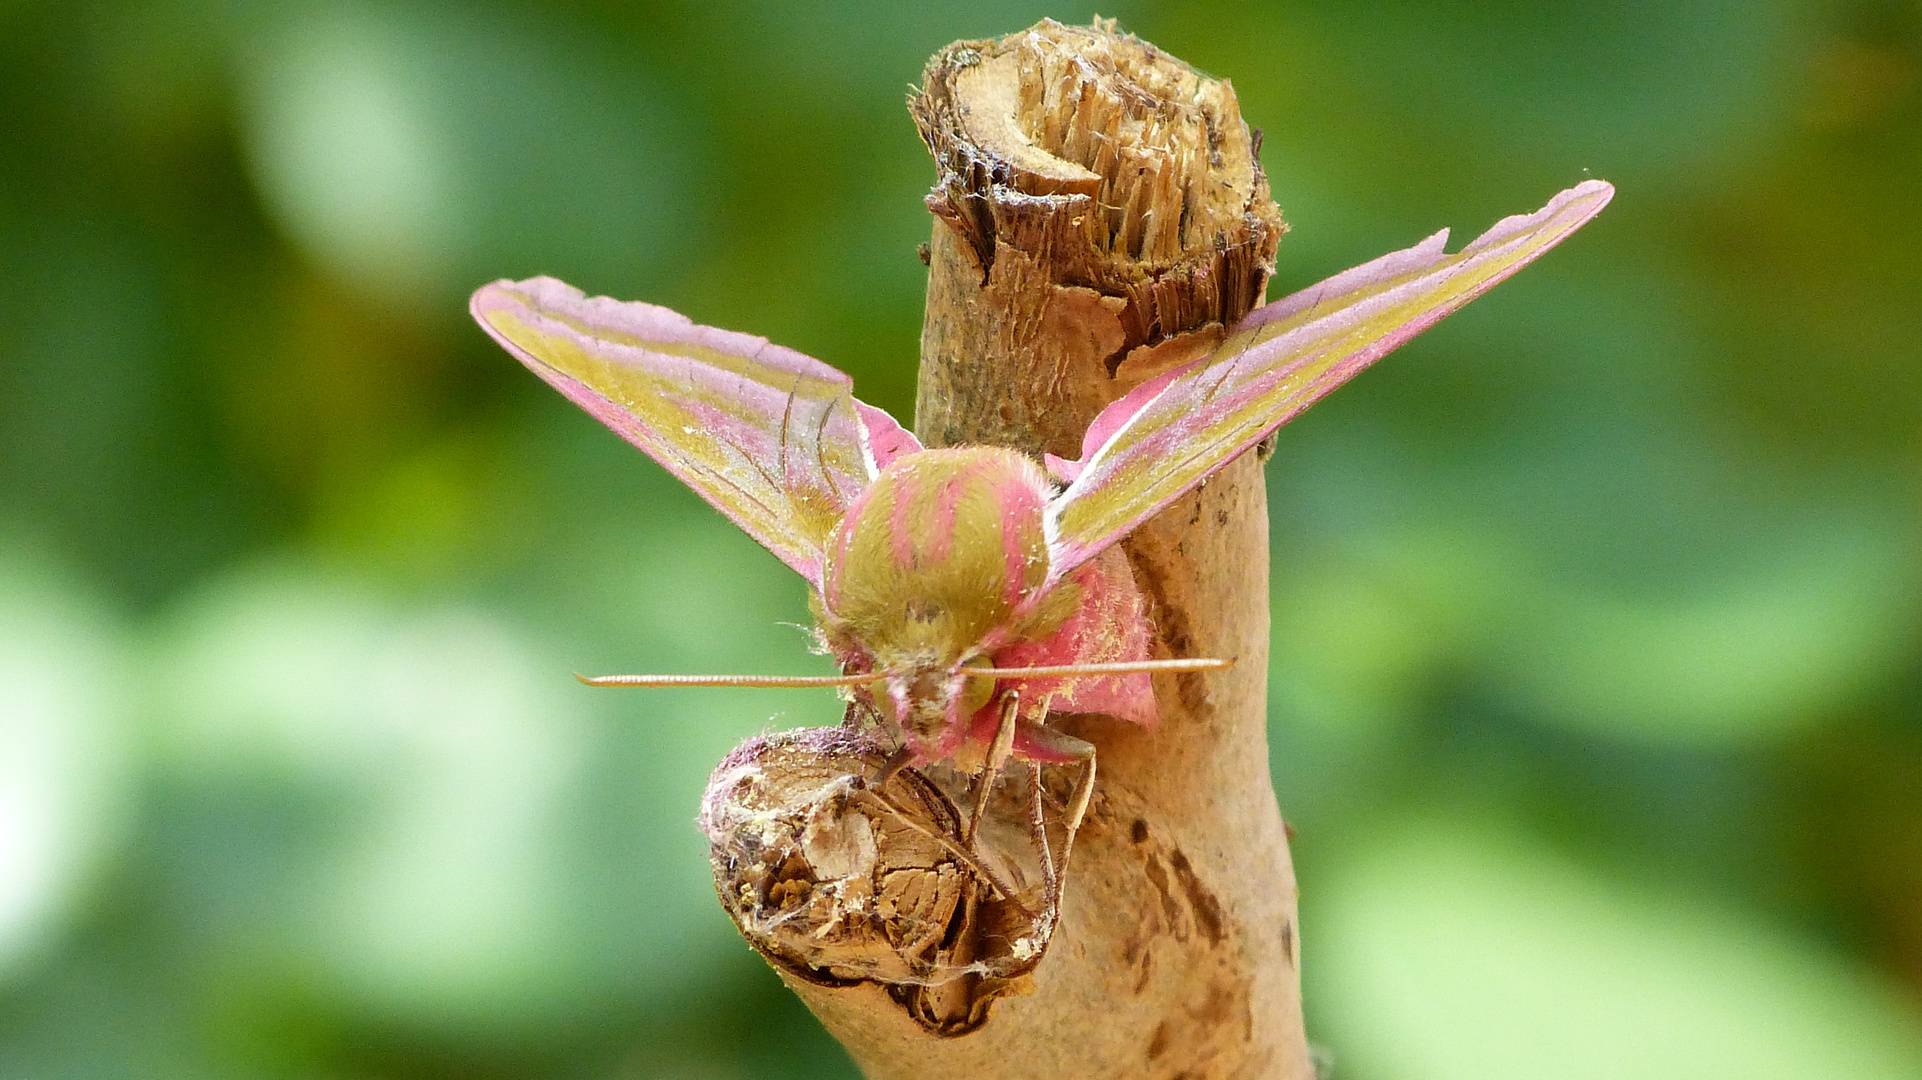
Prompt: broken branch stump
<box><xmin>701</xmin><ymin>20</ymin><xmax>1310</xmax><ymax>1079</ymax></box>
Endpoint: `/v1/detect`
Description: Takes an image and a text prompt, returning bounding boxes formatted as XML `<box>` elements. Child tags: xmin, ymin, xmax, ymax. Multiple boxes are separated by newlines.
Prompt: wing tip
<box><xmin>471</xmin><ymin>276</ymin><xmax>707</xmax><ymax>342</ymax></box>
<box><xmin>468</xmin><ymin>279</ymin><xmax>508</xmax><ymax>324</ymax></box>
<box><xmin>1570</xmin><ymin>177</ymin><xmax>1617</xmax><ymax>203</ymax></box>
<box><xmin>469</xmin><ymin>276</ymin><xmax>575</xmax><ymax>335</ymax></box>
<box><xmin>1549</xmin><ymin>177</ymin><xmax>1616</xmax><ymax>229</ymax></box>
<box><xmin>1465</xmin><ymin>178</ymin><xmax>1616</xmax><ymax>258</ymax></box>
<box><xmin>471</xmin><ymin>275</ymin><xmax>861</xmax><ymax>392</ymax></box>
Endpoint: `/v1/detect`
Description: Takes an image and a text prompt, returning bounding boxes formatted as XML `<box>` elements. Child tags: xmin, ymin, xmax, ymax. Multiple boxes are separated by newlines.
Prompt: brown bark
<box><xmin>701</xmin><ymin>19</ymin><xmax>1309</xmax><ymax>1079</ymax></box>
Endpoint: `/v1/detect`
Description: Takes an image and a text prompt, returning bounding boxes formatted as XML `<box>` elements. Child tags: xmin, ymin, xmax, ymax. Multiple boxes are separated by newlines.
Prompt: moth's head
<box><xmin>870</xmin><ymin>652</ymin><xmax>998</xmax><ymax>765</ymax></box>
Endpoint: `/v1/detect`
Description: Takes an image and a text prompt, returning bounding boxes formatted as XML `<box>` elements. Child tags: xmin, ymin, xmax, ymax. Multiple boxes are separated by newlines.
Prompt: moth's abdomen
<box><xmin>821</xmin><ymin>447</ymin><xmax>1059</xmax><ymax>661</ymax></box>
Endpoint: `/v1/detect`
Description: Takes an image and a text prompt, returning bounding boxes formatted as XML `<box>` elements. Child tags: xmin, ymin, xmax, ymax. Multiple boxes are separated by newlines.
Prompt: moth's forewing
<box><xmin>1044</xmin><ymin>180</ymin><xmax>1615</xmax><ymax>580</ymax></box>
<box><xmin>471</xmin><ymin>276</ymin><xmax>895</xmax><ymax>585</ymax></box>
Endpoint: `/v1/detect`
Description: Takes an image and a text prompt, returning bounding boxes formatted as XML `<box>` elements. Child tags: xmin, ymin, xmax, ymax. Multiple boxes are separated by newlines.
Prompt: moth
<box><xmin>471</xmin><ymin>180</ymin><xmax>1612</xmax><ymax>895</ymax></box>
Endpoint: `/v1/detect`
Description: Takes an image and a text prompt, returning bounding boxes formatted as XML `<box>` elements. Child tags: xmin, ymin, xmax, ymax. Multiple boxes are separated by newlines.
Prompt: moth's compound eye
<box><xmin>959</xmin><ymin>670</ymin><xmax>997</xmax><ymax>717</ymax></box>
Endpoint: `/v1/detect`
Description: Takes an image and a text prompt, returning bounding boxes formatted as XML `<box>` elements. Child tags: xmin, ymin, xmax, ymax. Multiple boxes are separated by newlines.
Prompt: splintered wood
<box><xmin>912</xmin><ymin>18</ymin><xmax>1285</xmax><ymax>367</ymax></box>
<box><xmin>993</xmin><ymin>27</ymin><xmax>1247</xmax><ymax>262</ymax></box>
<box><xmin>912</xmin><ymin>19</ymin><xmax>1285</xmax><ymax>458</ymax></box>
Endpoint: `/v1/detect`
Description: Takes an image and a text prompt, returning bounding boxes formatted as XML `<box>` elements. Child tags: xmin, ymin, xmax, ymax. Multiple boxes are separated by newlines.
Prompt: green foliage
<box><xmin>2</xmin><ymin>0</ymin><xmax>1920</xmax><ymax>1076</ymax></box>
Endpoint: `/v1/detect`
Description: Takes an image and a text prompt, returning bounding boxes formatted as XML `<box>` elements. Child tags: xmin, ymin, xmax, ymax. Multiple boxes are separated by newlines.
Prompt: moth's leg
<box><xmin>1017</xmin><ymin>720</ymin><xmax>1097</xmax><ymax>921</ymax></box>
<box><xmin>866</xmin><ymin>742</ymin><xmax>916</xmax><ymax>791</ymax></box>
<box><xmin>964</xmin><ymin>690</ymin><xmax>1020</xmax><ymax>847</ymax></box>
<box><xmin>1056</xmin><ymin>741</ymin><xmax>1097</xmax><ymax>876</ymax></box>
<box><xmin>1028</xmin><ymin>762</ymin><xmax>1055</xmax><ymax>904</ymax></box>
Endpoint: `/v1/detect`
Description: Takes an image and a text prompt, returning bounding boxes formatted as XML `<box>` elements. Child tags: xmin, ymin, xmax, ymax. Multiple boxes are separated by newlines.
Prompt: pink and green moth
<box><xmin>471</xmin><ymin>180</ymin><xmax>1612</xmax><ymax>846</ymax></box>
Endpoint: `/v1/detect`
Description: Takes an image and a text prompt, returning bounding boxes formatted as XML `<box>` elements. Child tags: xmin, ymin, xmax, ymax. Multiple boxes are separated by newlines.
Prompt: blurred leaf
<box><xmin>0</xmin><ymin>544</ymin><xmax>134</xmax><ymax>982</ymax></box>
<box><xmin>1309</xmin><ymin>813</ymin><xmax>1922</xmax><ymax>1080</ymax></box>
<box><xmin>153</xmin><ymin>561</ymin><xmax>599</xmax><ymax>1028</ymax></box>
<box><xmin>1496</xmin><ymin>517</ymin><xmax>1917</xmax><ymax>741</ymax></box>
<box><xmin>1271</xmin><ymin>511</ymin><xmax>1918</xmax><ymax>749</ymax></box>
<box><xmin>234</xmin><ymin>0</ymin><xmax>694</xmax><ymax>314</ymax></box>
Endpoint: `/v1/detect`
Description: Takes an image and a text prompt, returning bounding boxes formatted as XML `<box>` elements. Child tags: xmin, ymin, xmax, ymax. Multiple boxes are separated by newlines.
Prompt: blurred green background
<box><xmin>3</xmin><ymin>0</ymin><xmax>1920</xmax><ymax>1076</ymax></box>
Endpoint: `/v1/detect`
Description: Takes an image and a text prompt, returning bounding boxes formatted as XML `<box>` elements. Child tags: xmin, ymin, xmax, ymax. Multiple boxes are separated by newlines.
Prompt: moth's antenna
<box><xmin>958</xmin><ymin>657</ymin><xmax>1233</xmax><ymax>680</ymax></box>
<box><xmin>577</xmin><ymin>657</ymin><xmax>1232</xmax><ymax>689</ymax></box>
<box><xmin>575</xmin><ymin>671</ymin><xmax>889</xmax><ymax>689</ymax></box>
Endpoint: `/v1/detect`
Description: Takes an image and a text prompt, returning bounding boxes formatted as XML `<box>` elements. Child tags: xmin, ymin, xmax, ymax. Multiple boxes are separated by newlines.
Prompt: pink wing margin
<box><xmin>1045</xmin><ymin>179</ymin><xmax>1615</xmax><ymax>581</ymax></box>
<box><xmin>471</xmin><ymin>277</ymin><xmax>917</xmax><ymax>586</ymax></box>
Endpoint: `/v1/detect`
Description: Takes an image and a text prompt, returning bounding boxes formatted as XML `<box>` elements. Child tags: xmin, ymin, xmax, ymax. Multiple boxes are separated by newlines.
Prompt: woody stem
<box><xmin>780</xmin><ymin>17</ymin><xmax>1312</xmax><ymax>1079</ymax></box>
